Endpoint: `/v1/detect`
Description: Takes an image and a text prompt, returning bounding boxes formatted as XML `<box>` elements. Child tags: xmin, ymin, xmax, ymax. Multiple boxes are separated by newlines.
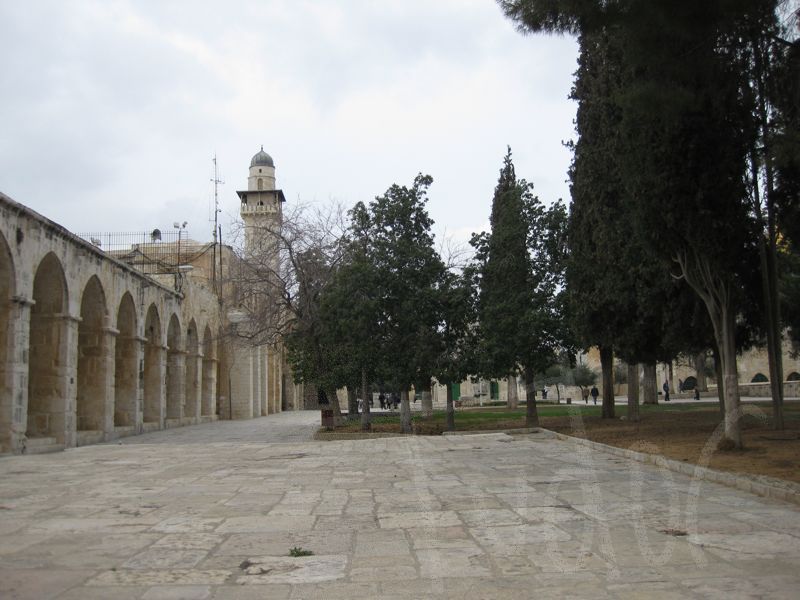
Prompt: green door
<box><xmin>451</xmin><ymin>383</ymin><xmax>461</xmax><ymax>401</ymax></box>
<box><xmin>490</xmin><ymin>381</ymin><xmax>499</xmax><ymax>400</ymax></box>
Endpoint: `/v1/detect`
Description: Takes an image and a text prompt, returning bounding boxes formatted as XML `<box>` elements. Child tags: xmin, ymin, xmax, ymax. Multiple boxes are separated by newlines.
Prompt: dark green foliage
<box><xmin>473</xmin><ymin>149</ymin><xmax>535</xmax><ymax>380</ymax></box>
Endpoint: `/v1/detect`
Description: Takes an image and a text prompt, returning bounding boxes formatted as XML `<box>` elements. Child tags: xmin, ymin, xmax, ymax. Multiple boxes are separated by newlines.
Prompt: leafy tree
<box><xmin>318</xmin><ymin>202</ymin><xmax>382</xmax><ymax>430</ymax></box>
<box><xmin>498</xmin><ymin>0</ymin><xmax>787</xmax><ymax>447</ymax></box>
<box><xmin>473</xmin><ymin>148</ymin><xmax>571</xmax><ymax>426</ymax></box>
<box><xmin>472</xmin><ymin>149</ymin><xmax>533</xmax><ymax>410</ymax></box>
<box><xmin>432</xmin><ymin>268</ymin><xmax>477</xmax><ymax>431</ymax></box>
<box><xmin>368</xmin><ymin>174</ymin><xmax>447</xmax><ymax>433</ymax></box>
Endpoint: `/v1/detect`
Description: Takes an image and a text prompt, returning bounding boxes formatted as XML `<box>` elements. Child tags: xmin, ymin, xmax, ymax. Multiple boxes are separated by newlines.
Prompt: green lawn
<box><xmin>328</xmin><ymin>400</ymin><xmax>797</xmax><ymax>435</ymax></box>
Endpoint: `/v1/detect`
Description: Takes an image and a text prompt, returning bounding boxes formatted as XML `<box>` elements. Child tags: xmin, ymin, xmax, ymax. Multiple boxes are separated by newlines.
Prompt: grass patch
<box><xmin>289</xmin><ymin>547</ymin><xmax>314</xmax><ymax>557</ymax></box>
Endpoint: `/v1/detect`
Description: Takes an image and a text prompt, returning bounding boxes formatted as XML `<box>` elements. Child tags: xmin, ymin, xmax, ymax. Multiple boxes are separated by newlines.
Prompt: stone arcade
<box><xmin>0</xmin><ymin>148</ymin><xmax>291</xmax><ymax>455</ymax></box>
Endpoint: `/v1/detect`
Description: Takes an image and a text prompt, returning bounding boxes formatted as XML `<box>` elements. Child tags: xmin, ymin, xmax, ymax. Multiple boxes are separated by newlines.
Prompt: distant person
<box><xmin>678</xmin><ymin>378</ymin><xmax>683</xmax><ymax>393</ymax></box>
<box><xmin>663</xmin><ymin>381</ymin><xmax>670</xmax><ymax>402</ymax></box>
<box><xmin>694</xmin><ymin>387</ymin><xmax>700</xmax><ymax>401</ymax></box>
<box><xmin>379</xmin><ymin>392</ymin><xmax>386</xmax><ymax>410</ymax></box>
<box><xmin>590</xmin><ymin>385</ymin><xmax>599</xmax><ymax>405</ymax></box>
<box><xmin>582</xmin><ymin>387</ymin><xmax>590</xmax><ymax>404</ymax></box>
<box><xmin>542</xmin><ymin>387</ymin><xmax>548</xmax><ymax>400</ymax></box>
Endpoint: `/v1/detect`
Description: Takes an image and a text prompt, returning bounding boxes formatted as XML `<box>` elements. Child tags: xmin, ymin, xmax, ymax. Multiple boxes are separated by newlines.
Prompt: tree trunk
<box><xmin>507</xmin><ymin>374</ymin><xmax>519</xmax><ymax>409</ymax></box>
<box><xmin>400</xmin><ymin>389</ymin><xmax>412</xmax><ymax>433</ymax></box>
<box><xmin>695</xmin><ymin>352</ymin><xmax>708</xmax><ymax>392</ymax></box>
<box><xmin>445</xmin><ymin>382</ymin><xmax>455</xmax><ymax>432</ymax></box>
<box><xmin>642</xmin><ymin>362</ymin><xmax>657</xmax><ymax>404</ymax></box>
<box><xmin>750</xmin><ymin>35</ymin><xmax>785</xmax><ymax>431</ymax></box>
<box><xmin>717</xmin><ymin>306</ymin><xmax>743</xmax><ymax>448</ymax></box>
<box><xmin>713</xmin><ymin>346</ymin><xmax>725</xmax><ymax>418</ymax></box>
<box><xmin>360</xmin><ymin>368</ymin><xmax>371</xmax><ymax>432</ymax></box>
<box><xmin>347</xmin><ymin>388</ymin><xmax>358</xmax><ymax>420</ymax></box>
<box><xmin>524</xmin><ymin>366</ymin><xmax>539</xmax><ymax>427</ymax></box>
<box><xmin>420</xmin><ymin>381</ymin><xmax>433</xmax><ymax>417</ymax></box>
<box><xmin>668</xmin><ymin>361</ymin><xmax>674</xmax><ymax>394</ymax></box>
<box><xmin>326</xmin><ymin>386</ymin><xmax>343</xmax><ymax>424</ymax></box>
<box><xmin>600</xmin><ymin>345</ymin><xmax>615</xmax><ymax>419</ymax></box>
<box><xmin>627</xmin><ymin>363</ymin><xmax>640</xmax><ymax>422</ymax></box>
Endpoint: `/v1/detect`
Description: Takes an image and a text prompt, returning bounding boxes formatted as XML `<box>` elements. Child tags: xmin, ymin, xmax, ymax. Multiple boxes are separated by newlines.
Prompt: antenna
<box><xmin>210</xmin><ymin>154</ymin><xmax>225</xmax><ymax>244</ymax></box>
<box><xmin>210</xmin><ymin>154</ymin><xmax>225</xmax><ymax>294</ymax></box>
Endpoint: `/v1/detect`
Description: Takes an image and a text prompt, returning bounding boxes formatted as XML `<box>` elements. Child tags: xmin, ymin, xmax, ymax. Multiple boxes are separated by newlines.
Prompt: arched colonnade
<box><xmin>0</xmin><ymin>198</ymin><xmax>222</xmax><ymax>453</ymax></box>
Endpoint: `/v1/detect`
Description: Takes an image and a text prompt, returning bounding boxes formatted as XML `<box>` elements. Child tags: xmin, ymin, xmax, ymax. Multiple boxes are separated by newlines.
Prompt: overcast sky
<box><xmin>0</xmin><ymin>0</ymin><xmax>578</xmax><ymax>248</ymax></box>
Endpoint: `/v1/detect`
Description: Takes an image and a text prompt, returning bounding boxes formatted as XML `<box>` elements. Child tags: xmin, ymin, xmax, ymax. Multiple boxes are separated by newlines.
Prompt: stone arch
<box><xmin>682</xmin><ymin>376</ymin><xmax>697</xmax><ymax>391</ymax></box>
<box><xmin>201</xmin><ymin>325</ymin><xmax>217</xmax><ymax>416</ymax></box>
<box><xmin>165</xmin><ymin>314</ymin><xmax>184</xmax><ymax>421</ymax></box>
<box><xmin>143</xmin><ymin>304</ymin><xmax>163</xmax><ymax>424</ymax></box>
<box><xmin>184</xmin><ymin>318</ymin><xmax>200</xmax><ymax>419</ymax></box>
<box><xmin>114</xmin><ymin>293</ymin><xmax>138</xmax><ymax>428</ymax></box>
<box><xmin>787</xmin><ymin>372</ymin><xmax>800</xmax><ymax>382</ymax></box>
<box><xmin>751</xmin><ymin>372</ymin><xmax>768</xmax><ymax>383</ymax></box>
<box><xmin>77</xmin><ymin>275</ymin><xmax>111</xmax><ymax>435</ymax></box>
<box><xmin>0</xmin><ymin>232</ymin><xmax>15</xmax><ymax>452</ymax></box>
<box><xmin>27</xmin><ymin>252</ymin><xmax>69</xmax><ymax>443</ymax></box>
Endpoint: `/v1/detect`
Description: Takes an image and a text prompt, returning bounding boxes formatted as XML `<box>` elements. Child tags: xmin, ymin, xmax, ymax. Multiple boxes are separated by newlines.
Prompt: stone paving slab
<box><xmin>1</xmin><ymin>411</ymin><xmax>799</xmax><ymax>598</ymax></box>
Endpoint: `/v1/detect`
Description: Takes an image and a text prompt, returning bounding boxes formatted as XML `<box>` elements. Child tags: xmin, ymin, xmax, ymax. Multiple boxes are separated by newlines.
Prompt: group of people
<box><xmin>582</xmin><ymin>381</ymin><xmax>702</xmax><ymax>404</ymax></box>
<box><xmin>378</xmin><ymin>392</ymin><xmax>400</xmax><ymax>410</ymax></box>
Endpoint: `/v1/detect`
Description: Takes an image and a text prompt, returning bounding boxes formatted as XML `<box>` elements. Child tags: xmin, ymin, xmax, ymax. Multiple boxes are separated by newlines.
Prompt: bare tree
<box><xmin>225</xmin><ymin>201</ymin><xmax>350</xmax><ymax>417</ymax></box>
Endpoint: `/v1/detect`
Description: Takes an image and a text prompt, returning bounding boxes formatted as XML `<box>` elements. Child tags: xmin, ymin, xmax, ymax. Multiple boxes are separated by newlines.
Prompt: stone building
<box><xmin>0</xmin><ymin>147</ymin><xmax>294</xmax><ymax>455</ymax></box>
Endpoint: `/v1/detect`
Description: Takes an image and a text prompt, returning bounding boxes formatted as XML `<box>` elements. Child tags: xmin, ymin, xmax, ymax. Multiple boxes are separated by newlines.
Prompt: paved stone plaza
<box><xmin>1</xmin><ymin>412</ymin><xmax>799</xmax><ymax>599</ymax></box>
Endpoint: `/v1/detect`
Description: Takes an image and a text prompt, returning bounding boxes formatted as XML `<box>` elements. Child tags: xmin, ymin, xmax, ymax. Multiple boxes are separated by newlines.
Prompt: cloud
<box><xmin>0</xmin><ymin>0</ymin><xmax>578</xmax><ymax>245</ymax></box>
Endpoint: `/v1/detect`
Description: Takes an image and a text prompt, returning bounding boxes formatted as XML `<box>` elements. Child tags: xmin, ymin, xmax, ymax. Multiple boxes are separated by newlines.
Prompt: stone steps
<box><xmin>24</xmin><ymin>436</ymin><xmax>65</xmax><ymax>455</ymax></box>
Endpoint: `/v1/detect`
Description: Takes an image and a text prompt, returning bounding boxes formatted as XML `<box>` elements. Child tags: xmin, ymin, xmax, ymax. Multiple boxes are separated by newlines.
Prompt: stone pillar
<box><xmin>4</xmin><ymin>296</ymin><xmax>32</xmax><ymax>453</ymax></box>
<box><xmin>143</xmin><ymin>343</ymin><xmax>166</xmax><ymax>427</ymax></box>
<box><xmin>229</xmin><ymin>343</ymin><xmax>253</xmax><ymax>420</ymax></box>
<box><xmin>275</xmin><ymin>348</ymin><xmax>283</xmax><ymax>413</ymax></box>
<box><xmin>252</xmin><ymin>346</ymin><xmax>261</xmax><ymax>418</ymax></box>
<box><xmin>184</xmin><ymin>351</ymin><xmax>202</xmax><ymax>422</ymax></box>
<box><xmin>260</xmin><ymin>346</ymin><xmax>268</xmax><ymax>416</ymax></box>
<box><xmin>62</xmin><ymin>313</ymin><xmax>81</xmax><ymax>449</ymax></box>
<box><xmin>114</xmin><ymin>332</ymin><xmax>141</xmax><ymax>430</ymax></box>
<box><xmin>165</xmin><ymin>349</ymin><xmax>186</xmax><ymax>422</ymax></box>
<box><xmin>201</xmin><ymin>357</ymin><xmax>217</xmax><ymax>417</ymax></box>
<box><xmin>100</xmin><ymin>325</ymin><xmax>118</xmax><ymax>439</ymax></box>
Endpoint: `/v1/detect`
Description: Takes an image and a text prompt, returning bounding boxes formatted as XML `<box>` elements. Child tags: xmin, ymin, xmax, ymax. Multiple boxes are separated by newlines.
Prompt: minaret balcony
<box><xmin>241</xmin><ymin>204</ymin><xmax>278</xmax><ymax>215</ymax></box>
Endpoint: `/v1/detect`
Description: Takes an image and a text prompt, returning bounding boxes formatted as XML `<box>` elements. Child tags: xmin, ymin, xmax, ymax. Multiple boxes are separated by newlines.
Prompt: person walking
<box><xmin>694</xmin><ymin>387</ymin><xmax>700</xmax><ymax>401</ymax></box>
<box><xmin>663</xmin><ymin>381</ymin><xmax>670</xmax><ymax>402</ymax></box>
<box><xmin>590</xmin><ymin>385</ymin><xmax>599</xmax><ymax>405</ymax></box>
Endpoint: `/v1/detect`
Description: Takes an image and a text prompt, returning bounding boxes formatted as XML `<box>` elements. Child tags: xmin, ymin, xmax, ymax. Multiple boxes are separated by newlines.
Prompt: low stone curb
<box><xmin>541</xmin><ymin>428</ymin><xmax>800</xmax><ymax>507</ymax></box>
<box><xmin>313</xmin><ymin>431</ymin><xmax>413</xmax><ymax>441</ymax></box>
<box><xmin>442</xmin><ymin>427</ymin><xmax>544</xmax><ymax>436</ymax></box>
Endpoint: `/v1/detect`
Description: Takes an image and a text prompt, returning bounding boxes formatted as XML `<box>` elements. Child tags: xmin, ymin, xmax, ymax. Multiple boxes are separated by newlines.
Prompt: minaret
<box><xmin>237</xmin><ymin>146</ymin><xmax>286</xmax><ymax>255</ymax></box>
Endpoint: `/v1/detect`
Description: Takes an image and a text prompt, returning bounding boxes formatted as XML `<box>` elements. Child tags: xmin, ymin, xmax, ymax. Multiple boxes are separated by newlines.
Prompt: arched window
<box><xmin>257</xmin><ymin>178</ymin><xmax>263</xmax><ymax>191</ymax></box>
<box><xmin>683</xmin><ymin>376</ymin><xmax>697</xmax><ymax>390</ymax></box>
<box><xmin>787</xmin><ymin>372</ymin><xmax>800</xmax><ymax>382</ymax></box>
<box><xmin>751</xmin><ymin>373</ymin><xmax>768</xmax><ymax>383</ymax></box>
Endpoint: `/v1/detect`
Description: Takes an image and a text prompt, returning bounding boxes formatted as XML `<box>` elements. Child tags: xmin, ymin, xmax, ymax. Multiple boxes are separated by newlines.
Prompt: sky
<box><xmin>0</xmin><ymin>0</ymin><xmax>579</xmax><ymax>249</ymax></box>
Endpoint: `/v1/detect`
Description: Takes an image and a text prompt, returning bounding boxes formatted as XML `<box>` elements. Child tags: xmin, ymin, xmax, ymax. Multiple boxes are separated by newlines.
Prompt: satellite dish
<box><xmin>151</xmin><ymin>228</ymin><xmax>162</xmax><ymax>242</ymax></box>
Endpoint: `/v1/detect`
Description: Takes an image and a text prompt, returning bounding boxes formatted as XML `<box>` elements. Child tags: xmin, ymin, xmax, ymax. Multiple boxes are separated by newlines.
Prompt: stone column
<box><xmin>252</xmin><ymin>346</ymin><xmax>261</xmax><ymax>418</ymax></box>
<box><xmin>185</xmin><ymin>350</ymin><xmax>202</xmax><ymax>422</ymax></box>
<box><xmin>201</xmin><ymin>357</ymin><xmax>218</xmax><ymax>418</ymax></box>
<box><xmin>4</xmin><ymin>296</ymin><xmax>32</xmax><ymax>453</ymax></box>
<box><xmin>229</xmin><ymin>343</ymin><xmax>253</xmax><ymax>420</ymax></box>
<box><xmin>165</xmin><ymin>349</ymin><xmax>186</xmax><ymax>423</ymax></box>
<box><xmin>142</xmin><ymin>343</ymin><xmax>166</xmax><ymax>428</ymax></box>
<box><xmin>100</xmin><ymin>325</ymin><xmax>119</xmax><ymax>440</ymax></box>
<box><xmin>260</xmin><ymin>346</ymin><xmax>268</xmax><ymax>416</ymax></box>
<box><xmin>62</xmin><ymin>313</ymin><xmax>81</xmax><ymax>449</ymax></box>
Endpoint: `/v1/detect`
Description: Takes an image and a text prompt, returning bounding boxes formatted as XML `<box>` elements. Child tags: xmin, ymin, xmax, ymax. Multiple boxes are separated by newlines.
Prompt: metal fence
<box><xmin>76</xmin><ymin>229</ymin><xmax>189</xmax><ymax>276</ymax></box>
